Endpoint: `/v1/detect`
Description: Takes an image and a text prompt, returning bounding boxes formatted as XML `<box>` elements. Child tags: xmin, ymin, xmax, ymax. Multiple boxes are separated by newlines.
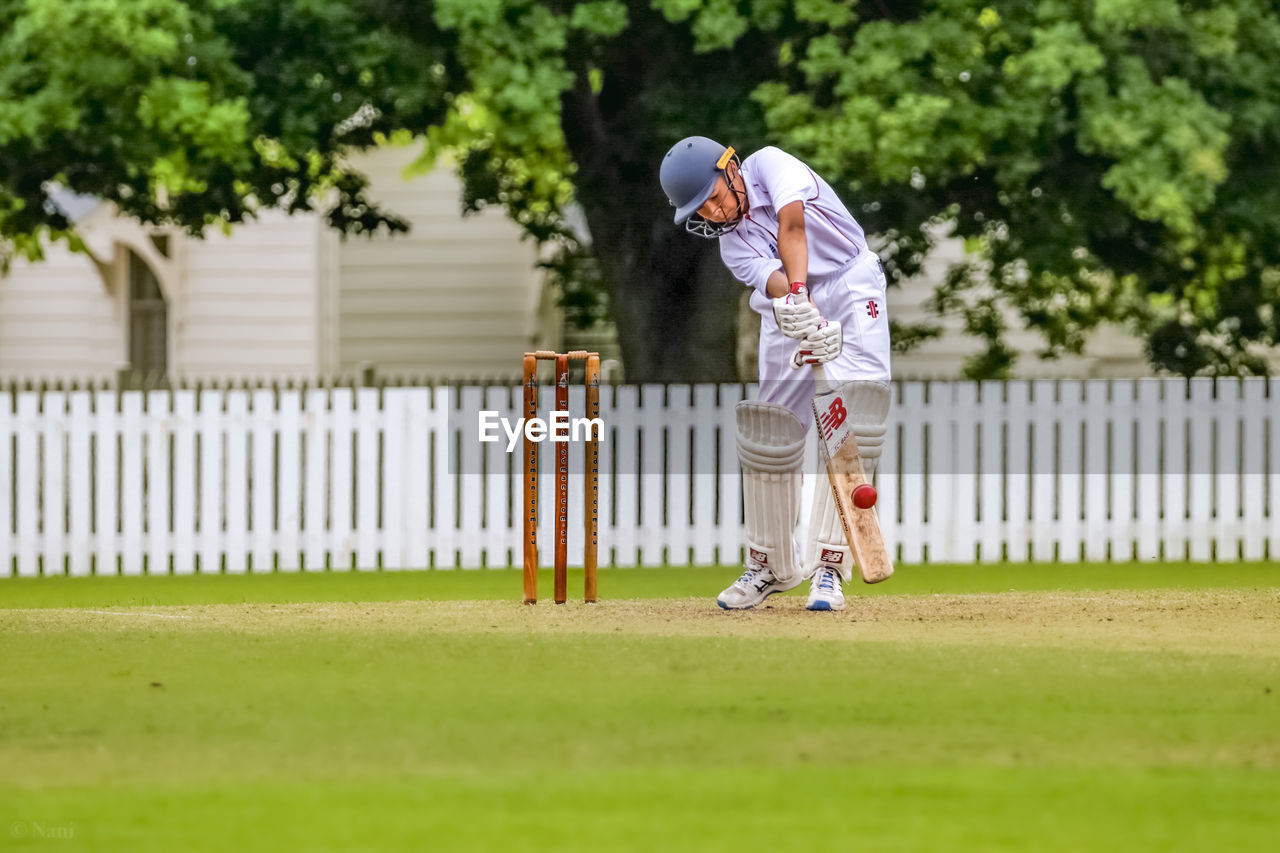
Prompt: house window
<box><xmin>128</xmin><ymin>249</ymin><xmax>168</xmax><ymax>379</ymax></box>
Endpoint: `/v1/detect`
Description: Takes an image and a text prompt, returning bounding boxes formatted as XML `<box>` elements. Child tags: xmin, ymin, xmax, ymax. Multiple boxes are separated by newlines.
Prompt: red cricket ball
<box><xmin>851</xmin><ymin>484</ymin><xmax>877</xmax><ymax>509</ymax></box>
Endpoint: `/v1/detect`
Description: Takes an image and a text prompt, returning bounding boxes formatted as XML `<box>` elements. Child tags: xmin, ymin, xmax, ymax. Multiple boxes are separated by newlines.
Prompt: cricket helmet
<box><xmin>659</xmin><ymin>136</ymin><xmax>743</xmax><ymax>238</ymax></box>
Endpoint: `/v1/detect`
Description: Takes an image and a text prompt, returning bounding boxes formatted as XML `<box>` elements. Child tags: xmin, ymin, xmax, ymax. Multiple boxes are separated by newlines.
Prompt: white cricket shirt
<box><xmin>717</xmin><ymin>146</ymin><xmax>891</xmax><ymax>424</ymax></box>
<box><xmin>718</xmin><ymin>146</ymin><xmax>867</xmax><ymax>293</ymax></box>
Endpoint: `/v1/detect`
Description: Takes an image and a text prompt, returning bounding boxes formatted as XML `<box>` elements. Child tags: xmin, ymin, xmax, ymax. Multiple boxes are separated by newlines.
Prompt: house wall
<box><xmin>174</xmin><ymin>210</ymin><xmax>322</xmax><ymax>380</ymax></box>
<box><xmin>0</xmin><ymin>242</ymin><xmax>122</xmax><ymax>381</ymax></box>
<box><xmin>334</xmin><ymin>147</ymin><xmax>545</xmax><ymax>380</ymax></box>
<box><xmin>0</xmin><ymin>207</ymin><xmax>324</xmax><ymax>383</ymax></box>
<box><xmin>0</xmin><ymin>150</ymin><xmax>546</xmax><ymax>385</ymax></box>
<box><xmin>887</xmin><ymin>238</ymin><xmax>1151</xmax><ymax>379</ymax></box>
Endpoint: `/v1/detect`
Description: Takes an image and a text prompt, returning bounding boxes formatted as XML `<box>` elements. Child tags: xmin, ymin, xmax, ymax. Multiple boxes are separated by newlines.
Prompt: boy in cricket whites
<box><xmin>659</xmin><ymin>136</ymin><xmax>892</xmax><ymax>611</ymax></box>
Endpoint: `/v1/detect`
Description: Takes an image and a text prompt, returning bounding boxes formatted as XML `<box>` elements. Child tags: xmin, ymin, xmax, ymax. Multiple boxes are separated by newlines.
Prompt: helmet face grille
<box><xmin>685</xmin><ymin>211</ymin><xmax>743</xmax><ymax>239</ymax></box>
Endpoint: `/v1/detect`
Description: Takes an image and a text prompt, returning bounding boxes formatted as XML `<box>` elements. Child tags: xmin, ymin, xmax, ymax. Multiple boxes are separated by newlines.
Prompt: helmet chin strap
<box><xmin>685</xmin><ymin>155</ymin><xmax>747</xmax><ymax>239</ymax></box>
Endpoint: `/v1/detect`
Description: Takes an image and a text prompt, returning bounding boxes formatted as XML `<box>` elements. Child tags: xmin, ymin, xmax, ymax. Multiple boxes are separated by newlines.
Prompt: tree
<box><xmin>420</xmin><ymin>0</ymin><xmax>789</xmax><ymax>381</ymax></box>
<box><xmin>430</xmin><ymin>0</ymin><xmax>1280</xmax><ymax>379</ymax></box>
<box><xmin>755</xmin><ymin>0</ymin><xmax>1280</xmax><ymax>376</ymax></box>
<box><xmin>0</xmin><ymin>0</ymin><xmax>460</xmax><ymax>260</ymax></box>
<box><xmin>6</xmin><ymin>1</ymin><xmax>1278</xmax><ymax>380</ymax></box>
<box><xmin>2</xmin><ymin>0</ymin><xmax>771</xmax><ymax>380</ymax></box>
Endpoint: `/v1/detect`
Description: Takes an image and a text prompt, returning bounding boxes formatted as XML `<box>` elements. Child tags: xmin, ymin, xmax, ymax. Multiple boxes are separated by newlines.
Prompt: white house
<box><xmin>0</xmin><ymin>146</ymin><xmax>554</xmax><ymax>383</ymax></box>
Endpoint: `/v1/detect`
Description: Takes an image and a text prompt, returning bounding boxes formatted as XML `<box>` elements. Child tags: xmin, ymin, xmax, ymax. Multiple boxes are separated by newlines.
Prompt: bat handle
<box><xmin>810</xmin><ymin>363</ymin><xmax>830</xmax><ymax>393</ymax></box>
<box><xmin>788</xmin><ymin>282</ymin><xmax>832</xmax><ymax>393</ymax></box>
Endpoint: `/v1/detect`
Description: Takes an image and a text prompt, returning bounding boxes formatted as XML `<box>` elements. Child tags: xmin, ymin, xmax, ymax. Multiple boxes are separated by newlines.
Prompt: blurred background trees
<box><xmin>0</xmin><ymin>0</ymin><xmax>460</xmax><ymax>249</ymax></box>
<box><xmin>3</xmin><ymin>0</ymin><xmax>1278</xmax><ymax>380</ymax></box>
<box><xmin>755</xmin><ymin>0</ymin><xmax>1280</xmax><ymax>378</ymax></box>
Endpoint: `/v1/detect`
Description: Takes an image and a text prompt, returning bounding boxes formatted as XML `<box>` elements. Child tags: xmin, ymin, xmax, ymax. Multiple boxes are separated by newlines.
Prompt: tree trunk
<box><xmin>584</xmin><ymin>210</ymin><xmax>741</xmax><ymax>383</ymax></box>
<box><xmin>557</xmin><ymin>11</ymin><xmax>773</xmax><ymax>383</ymax></box>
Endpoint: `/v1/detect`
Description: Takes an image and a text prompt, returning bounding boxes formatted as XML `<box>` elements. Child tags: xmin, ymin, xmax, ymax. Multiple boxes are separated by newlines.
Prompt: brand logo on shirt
<box><xmin>866</xmin><ymin>300</ymin><xmax>879</xmax><ymax>319</ymax></box>
<box><xmin>769</xmin><ymin>243</ymin><xmax>777</xmax><ymax>257</ymax></box>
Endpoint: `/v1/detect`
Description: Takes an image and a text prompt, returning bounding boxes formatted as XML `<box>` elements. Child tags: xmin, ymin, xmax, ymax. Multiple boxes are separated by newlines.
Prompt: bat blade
<box><xmin>812</xmin><ymin>385</ymin><xmax>894</xmax><ymax>584</ymax></box>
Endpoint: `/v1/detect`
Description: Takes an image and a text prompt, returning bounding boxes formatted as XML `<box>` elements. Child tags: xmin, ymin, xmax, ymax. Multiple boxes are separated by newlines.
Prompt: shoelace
<box><xmin>815</xmin><ymin>568</ymin><xmax>838</xmax><ymax>592</ymax></box>
<box><xmin>735</xmin><ymin>566</ymin><xmax>766</xmax><ymax>587</ymax></box>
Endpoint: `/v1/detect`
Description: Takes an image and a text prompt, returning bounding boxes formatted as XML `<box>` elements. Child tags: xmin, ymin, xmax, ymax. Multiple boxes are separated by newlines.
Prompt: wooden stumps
<box><xmin>584</xmin><ymin>354</ymin><xmax>600</xmax><ymax>603</ymax></box>
<box><xmin>522</xmin><ymin>354</ymin><xmax>539</xmax><ymax>604</ymax></box>
<box><xmin>553</xmin><ymin>354</ymin><xmax>569</xmax><ymax>604</ymax></box>
<box><xmin>522</xmin><ymin>350</ymin><xmax>601</xmax><ymax>604</ymax></box>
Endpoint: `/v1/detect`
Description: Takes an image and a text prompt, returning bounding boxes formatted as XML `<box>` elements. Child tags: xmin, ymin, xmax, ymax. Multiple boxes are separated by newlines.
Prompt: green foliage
<box><xmin>5</xmin><ymin>0</ymin><xmax>1279</xmax><ymax>379</ymax></box>
<box><xmin>570</xmin><ymin>1</ymin><xmax>629</xmax><ymax>36</ymax></box>
<box><xmin>756</xmin><ymin>0</ymin><xmax>1280</xmax><ymax>376</ymax></box>
<box><xmin>539</xmin><ymin>239</ymin><xmax>612</xmax><ymax>328</ymax></box>
<box><xmin>419</xmin><ymin>0</ymin><xmax>782</xmax><ymax>374</ymax></box>
<box><xmin>0</xmin><ymin>0</ymin><xmax>459</xmax><ymax>258</ymax></box>
<box><xmin>419</xmin><ymin>0</ymin><xmax>577</xmax><ymax>244</ymax></box>
<box><xmin>888</xmin><ymin>317</ymin><xmax>944</xmax><ymax>357</ymax></box>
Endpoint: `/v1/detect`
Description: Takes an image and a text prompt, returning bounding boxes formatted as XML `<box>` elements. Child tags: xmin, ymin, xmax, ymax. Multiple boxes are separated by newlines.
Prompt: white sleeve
<box><xmin>720</xmin><ymin>238</ymin><xmax>782</xmax><ymax>295</ymax></box>
<box><xmin>752</xmin><ymin>147</ymin><xmax>818</xmax><ymax>211</ymax></box>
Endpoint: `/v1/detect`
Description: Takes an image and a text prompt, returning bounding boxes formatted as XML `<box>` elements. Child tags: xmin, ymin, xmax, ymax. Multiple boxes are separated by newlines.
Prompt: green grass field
<box><xmin>2</xmin><ymin>564</ymin><xmax>1277</xmax><ymax>851</ymax></box>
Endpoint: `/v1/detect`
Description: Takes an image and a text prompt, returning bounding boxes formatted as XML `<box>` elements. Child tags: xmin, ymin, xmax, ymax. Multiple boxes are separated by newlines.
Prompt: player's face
<box><xmin>696</xmin><ymin>165</ymin><xmax>744</xmax><ymax>226</ymax></box>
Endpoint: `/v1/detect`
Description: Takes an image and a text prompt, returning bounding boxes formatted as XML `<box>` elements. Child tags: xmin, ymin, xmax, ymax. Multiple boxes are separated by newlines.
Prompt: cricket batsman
<box><xmin>659</xmin><ymin>136</ymin><xmax>892</xmax><ymax>611</ymax></box>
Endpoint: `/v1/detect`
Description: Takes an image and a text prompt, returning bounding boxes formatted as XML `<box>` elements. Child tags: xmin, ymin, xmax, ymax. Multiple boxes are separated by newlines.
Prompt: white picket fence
<box><xmin>1</xmin><ymin>379</ymin><xmax>1277</xmax><ymax>577</ymax></box>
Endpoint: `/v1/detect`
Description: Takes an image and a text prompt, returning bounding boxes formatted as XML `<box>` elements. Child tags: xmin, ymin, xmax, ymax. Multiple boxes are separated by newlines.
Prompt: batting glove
<box><xmin>772</xmin><ymin>291</ymin><xmax>822</xmax><ymax>340</ymax></box>
<box><xmin>790</xmin><ymin>320</ymin><xmax>843</xmax><ymax>368</ymax></box>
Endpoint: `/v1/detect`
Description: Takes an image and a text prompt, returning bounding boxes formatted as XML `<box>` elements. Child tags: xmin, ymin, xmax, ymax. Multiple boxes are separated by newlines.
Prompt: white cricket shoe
<box><xmin>805</xmin><ymin>566</ymin><xmax>846</xmax><ymax>611</ymax></box>
<box><xmin>717</xmin><ymin>564</ymin><xmax>804</xmax><ymax>610</ymax></box>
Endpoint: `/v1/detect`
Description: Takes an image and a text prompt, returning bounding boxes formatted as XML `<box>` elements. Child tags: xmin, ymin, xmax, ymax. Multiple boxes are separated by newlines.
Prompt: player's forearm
<box><xmin>764</xmin><ymin>242</ymin><xmax>808</xmax><ymax>299</ymax></box>
<box><xmin>779</xmin><ymin>222</ymin><xmax>808</xmax><ymax>288</ymax></box>
<box><xmin>765</xmin><ymin>218</ymin><xmax>812</xmax><ymax>299</ymax></box>
<box><xmin>776</xmin><ymin>199</ymin><xmax>808</xmax><ymax>293</ymax></box>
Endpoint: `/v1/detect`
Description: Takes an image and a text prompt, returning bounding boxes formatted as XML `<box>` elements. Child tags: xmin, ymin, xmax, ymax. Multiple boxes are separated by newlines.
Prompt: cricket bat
<box><xmin>791</xmin><ymin>284</ymin><xmax>894</xmax><ymax>584</ymax></box>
